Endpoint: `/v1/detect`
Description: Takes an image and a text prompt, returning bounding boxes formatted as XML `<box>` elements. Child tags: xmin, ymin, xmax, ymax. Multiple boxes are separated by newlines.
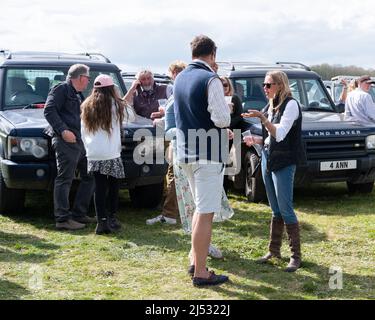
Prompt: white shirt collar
<box><xmin>192</xmin><ymin>59</ymin><xmax>214</xmax><ymax>72</ymax></box>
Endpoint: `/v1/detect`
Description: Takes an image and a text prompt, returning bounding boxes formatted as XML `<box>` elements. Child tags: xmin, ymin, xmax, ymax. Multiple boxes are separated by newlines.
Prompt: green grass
<box><xmin>0</xmin><ymin>183</ymin><xmax>374</xmax><ymax>300</ymax></box>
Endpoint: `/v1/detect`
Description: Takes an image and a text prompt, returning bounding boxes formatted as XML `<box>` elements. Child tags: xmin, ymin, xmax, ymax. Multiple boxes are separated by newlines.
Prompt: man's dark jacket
<box><xmin>44</xmin><ymin>81</ymin><xmax>84</xmax><ymax>139</ymax></box>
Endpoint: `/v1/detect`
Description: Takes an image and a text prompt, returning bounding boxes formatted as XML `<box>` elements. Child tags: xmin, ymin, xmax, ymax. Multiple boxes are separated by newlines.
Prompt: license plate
<box><xmin>320</xmin><ymin>160</ymin><xmax>357</xmax><ymax>171</ymax></box>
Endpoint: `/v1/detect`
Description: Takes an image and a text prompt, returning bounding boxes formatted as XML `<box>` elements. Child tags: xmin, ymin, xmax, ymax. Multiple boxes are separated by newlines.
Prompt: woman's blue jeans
<box><xmin>261</xmin><ymin>149</ymin><xmax>298</xmax><ymax>225</ymax></box>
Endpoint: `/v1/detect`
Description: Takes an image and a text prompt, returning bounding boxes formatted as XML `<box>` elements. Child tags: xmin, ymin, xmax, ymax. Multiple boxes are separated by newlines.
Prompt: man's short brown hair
<box><xmin>190</xmin><ymin>35</ymin><xmax>217</xmax><ymax>58</ymax></box>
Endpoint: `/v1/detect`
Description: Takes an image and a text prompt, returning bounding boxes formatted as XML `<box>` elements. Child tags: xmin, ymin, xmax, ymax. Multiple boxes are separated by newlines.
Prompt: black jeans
<box><xmin>52</xmin><ymin>137</ymin><xmax>95</xmax><ymax>222</ymax></box>
<box><xmin>93</xmin><ymin>172</ymin><xmax>120</xmax><ymax>221</ymax></box>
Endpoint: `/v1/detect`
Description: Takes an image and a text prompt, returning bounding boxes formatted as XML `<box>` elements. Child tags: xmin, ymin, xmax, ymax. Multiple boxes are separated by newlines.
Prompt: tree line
<box><xmin>310</xmin><ymin>64</ymin><xmax>375</xmax><ymax>80</ymax></box>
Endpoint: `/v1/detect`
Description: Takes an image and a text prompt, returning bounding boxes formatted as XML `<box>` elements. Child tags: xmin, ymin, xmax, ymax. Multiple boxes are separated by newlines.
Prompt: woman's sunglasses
<box><xmin>263</xmin><ymin>82</ymin><xmax>276</xmax><ymax>89</ymax></box>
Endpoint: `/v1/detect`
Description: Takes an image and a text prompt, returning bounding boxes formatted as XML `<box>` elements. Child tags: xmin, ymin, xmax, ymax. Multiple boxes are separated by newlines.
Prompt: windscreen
<box><xmin>3</xmin><ymin>68</ymin><xmax>125</xmax><ymax>109</ymax></box>
<box><xmin>232</xmin><ymin>77</ymin><xmax>336</xmax><ymax>112</ymax></box>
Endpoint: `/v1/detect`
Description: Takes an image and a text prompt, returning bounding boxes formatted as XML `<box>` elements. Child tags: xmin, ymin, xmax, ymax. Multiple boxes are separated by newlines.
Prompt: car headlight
<box><xmin>8</xmin><ymin>136</ymin><xmax>48</xmax><ymax>159</ymax></box>
<box><xmin>366</xmin><ymin>135</ymin><xmax>375</xmax><ymax>150</ymax></box>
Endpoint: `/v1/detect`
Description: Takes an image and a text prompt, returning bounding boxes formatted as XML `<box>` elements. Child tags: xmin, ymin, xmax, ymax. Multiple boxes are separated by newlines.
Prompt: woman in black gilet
<box><xmin>242</xmin><ymin>70</ymin><xmax>306</xmax><ymax>272</ymax></box>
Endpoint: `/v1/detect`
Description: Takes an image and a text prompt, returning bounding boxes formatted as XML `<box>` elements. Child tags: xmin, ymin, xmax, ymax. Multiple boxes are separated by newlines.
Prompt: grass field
<box><xmin>0</xmin><ymin>182</ymin><xmax>374</xmax><ymax>300</ymax></box>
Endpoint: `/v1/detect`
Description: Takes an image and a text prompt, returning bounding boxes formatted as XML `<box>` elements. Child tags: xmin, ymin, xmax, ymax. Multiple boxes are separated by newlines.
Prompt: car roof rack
<box><xmin>217</xmin><ymin>61</ymin><xmax>311</xmax><ymax>72</ymax></box>
<box><xmin>217</xmin><ymin>61</ymin><xmax>268</xmax><ymax>71</ymax></box>
<box><xmin>77</xmin><ymin>52</ymin><xmax>111</xmax><ymax>63</ymax></box>
<box><xmin>331</xmin><ymin>75</ymin><xmax>359</xmax><ymax>82</ymax></box>
<box><xmin>275</xmin><ymin>61</ymin><xmax>311</xmax><ymax>71</ymax></box>
<box><xmin>5</xmin><ymin>51</ymin><xmax>111</xmax><ymax>63</ymax></box>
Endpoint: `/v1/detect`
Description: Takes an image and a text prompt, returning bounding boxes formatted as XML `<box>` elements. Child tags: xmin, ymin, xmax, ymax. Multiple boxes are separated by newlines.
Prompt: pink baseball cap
<box><xmin>93</xmin><ymin>74</ymin><xmax>114</xmax><ymax>88</ymax></box>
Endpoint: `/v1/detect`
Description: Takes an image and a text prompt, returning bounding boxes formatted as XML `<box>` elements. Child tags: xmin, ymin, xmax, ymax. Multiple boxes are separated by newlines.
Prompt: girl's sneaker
<box><xmin>108</xmin><ymin>214</ymin><xmax>122</xmax><ymax>231</ymax></box>
<box><xmin>146</xmin><ymin>214</ymin><xmax>177</xmax><ymax>225</ymax></box>
<box><xmin>95</xmin><ymin>218</ymin><xmax>112</xmax><ymax>235</ymax></box>
<box><xmin>208</xmin><ymin>244</ymin><xmax>223</xmax><ymax>259</ymax></box>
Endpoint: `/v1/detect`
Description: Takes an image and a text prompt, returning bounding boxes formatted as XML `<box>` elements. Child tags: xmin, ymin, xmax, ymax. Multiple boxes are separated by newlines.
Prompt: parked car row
<box><xmin>0</xmin><ymin>52</ymin><xmax>374</xmax><ymax>214</ymax></box>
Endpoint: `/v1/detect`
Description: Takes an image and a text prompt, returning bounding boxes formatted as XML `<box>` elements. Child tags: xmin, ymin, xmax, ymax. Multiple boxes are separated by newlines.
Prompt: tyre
<box><xmin>346</xmin><ymin>181</ymin><xmax>374</xmax><ymax>194</ymax></box>
<box><xmin>129</xmin><ymin>182</ymin><xmax>164</xmax><ymax>209</ymax></box>
<box><xmin>0</xmin><ymin>168</ymin><xmax>26</xmax><ymax>214</ymax></box>
<box><xmin>244</xmin><ymin>151</ymin><xmax>266</xmax><ymax>202</ymax></box>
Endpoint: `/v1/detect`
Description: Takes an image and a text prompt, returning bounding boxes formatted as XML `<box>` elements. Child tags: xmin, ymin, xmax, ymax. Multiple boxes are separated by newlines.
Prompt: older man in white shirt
<box><xmin>345</xmin><ymin>75</ymin><xmax>375</xmax><ymax>125</ymax></box>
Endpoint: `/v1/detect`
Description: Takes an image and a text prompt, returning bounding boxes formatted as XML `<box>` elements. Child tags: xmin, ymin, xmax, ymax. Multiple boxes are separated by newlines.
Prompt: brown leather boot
<box><xmin>257</xmin><ymin>217</ymin><xmax>284</xmax><ymax>263</ymax></box>
<box><xmin>285</xmin><ymin>222</ymin><xmax>301</xmax><ymax>272</ymax></box>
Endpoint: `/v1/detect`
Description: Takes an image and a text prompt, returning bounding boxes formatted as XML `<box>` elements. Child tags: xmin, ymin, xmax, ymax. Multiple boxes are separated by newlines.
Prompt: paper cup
<box><xmin>225</xmin><ymin>96</ymin><xmax>232</xmax><ymax>104</ymax></box>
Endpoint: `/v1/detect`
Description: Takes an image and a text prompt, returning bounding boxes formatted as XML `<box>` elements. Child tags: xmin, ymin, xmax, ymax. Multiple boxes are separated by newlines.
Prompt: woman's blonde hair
<box><xmin>266</xmin><ymin>70</ymin><xmax>292</xmax><ymax>113</ymax></box>
<box><xmin>168</xmin><ymin>60</ymin><xmax>187</xmax><ymax>75</ymax></box>
<box><xmin>348</xmin><ymin>79</ymin><xmax>358</xmax><ymax>93</ymax></box>
<box><xmin>220</xmin><ymin>76</ymin><xmax>234</xmax><ymax>95</ymax></box>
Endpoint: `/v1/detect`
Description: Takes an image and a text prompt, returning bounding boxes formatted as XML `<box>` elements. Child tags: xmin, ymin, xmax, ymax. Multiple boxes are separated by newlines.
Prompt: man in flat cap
<box><xmin>345</xmin><ymin>75</ymin><xmax>375</xmax><ymax>125</ymax></box>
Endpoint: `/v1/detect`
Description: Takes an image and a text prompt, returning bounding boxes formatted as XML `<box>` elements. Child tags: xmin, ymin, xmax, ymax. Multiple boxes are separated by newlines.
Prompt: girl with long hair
<box><xmin>81</xmin><ymin>74</ymin><xmax>128</xmax><ymax>234</ymax></box>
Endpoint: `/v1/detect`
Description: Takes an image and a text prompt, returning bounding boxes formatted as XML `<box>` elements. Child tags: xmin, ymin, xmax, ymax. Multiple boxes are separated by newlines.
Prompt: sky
<box><xmin>1</xmin><ymin>0</ymin><xmax>375</xmax><ymax>74</ymax></box>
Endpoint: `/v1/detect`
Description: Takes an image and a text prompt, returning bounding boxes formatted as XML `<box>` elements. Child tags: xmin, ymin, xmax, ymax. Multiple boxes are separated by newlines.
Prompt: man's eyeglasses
<box><xmin>263</xmin><ymin>82</ymin><xmax>276</xmax><ymax>89</ymax></box>
<box><xmin>80</xmin><ymin>74</ymin><xmax>91</xmax><ymax>81</ymax></box>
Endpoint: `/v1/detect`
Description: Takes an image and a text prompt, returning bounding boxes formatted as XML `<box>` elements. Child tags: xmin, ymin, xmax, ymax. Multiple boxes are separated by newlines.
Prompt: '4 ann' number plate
<box><xmin>320</xmin><ymin>160</ymin><xmax>357</xmax><ymax>171</ymax></box>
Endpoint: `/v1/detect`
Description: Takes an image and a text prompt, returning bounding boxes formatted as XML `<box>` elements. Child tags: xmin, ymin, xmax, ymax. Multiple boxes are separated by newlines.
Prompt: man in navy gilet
<box><xmin>173</xmin><ymin>35</ymin><xmax>231</xmax><ymax>287</ymax></box>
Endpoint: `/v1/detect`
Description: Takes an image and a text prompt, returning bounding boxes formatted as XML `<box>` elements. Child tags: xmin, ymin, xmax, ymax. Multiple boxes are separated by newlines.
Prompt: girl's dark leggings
<box><xmin>93</xmin><ymin>172</ymin><xmax>119</xmax><ymax>220</ymax></box>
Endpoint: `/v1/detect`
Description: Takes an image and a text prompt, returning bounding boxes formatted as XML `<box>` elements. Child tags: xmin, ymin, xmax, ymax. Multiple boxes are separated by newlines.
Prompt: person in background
<box><xmin>220</xmin><ymin>76</ymin><xmax>243</xmax><ymax>130</ymax></box>
<box><xmin>123</xmin><ymin>69</ymin><xmax>168</xmax><ymax>119</ymax></box>
<box><xmin>174</xmin><ymin>35</ymin><xmax>231</xmax><ymax>286</ymax></box>
<box><xmin>337</xmin><ymin>78</ymin><xmax>358</xmax><ymax>107</ymax></box>
<box><xmin>345</xmin><ymin>75</ymin><xmax>375</xmax><ymax>125</ymax></box>
<box><xmin>44</xmin><ymin>64</ymin><xmax>95</xmax><ymax>231</ymax></box>
<box><xmin>81</xmin><ymin>74</ymin><xmax>128</xmax><ymax>235</ymax></box>
<box><xmin>146</xmin><ymin>61</ymin><xmax>187</xmax><ymax>226</ymax></box>
<box><xmin>348</xmin><ymin>79</ymin><xmax>359</xmax><ymax>93</ymax></box>
<box><xmin>242</xmin><ymin>70</ymin><xmax>306</xmax><ymax>272</ymax></box>
<box><xmin>148</xmin><ymin>60</ymin><xmax>230</xmax><ymax>260</ymax></box>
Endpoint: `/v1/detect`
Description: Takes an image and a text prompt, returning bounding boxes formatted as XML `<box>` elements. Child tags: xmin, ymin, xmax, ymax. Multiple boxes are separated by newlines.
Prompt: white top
<box><xmin>81</xmin><ymin>101</ymin><xmax>122</xmax><ymax>161</ymax></box>
<box><xmin>344</xmin><ymin>88</ymin><xmax>375</xmax><ymax>125</ymax></box>
<box><xmin>193</xmin><ymin>59</ymin><xmax>231</xmax><ymax>128</ymax></box>
<box><xmin>264</xmin><ymin>99</ymin><xmax>299</xmax><ymax>145</ymax></box>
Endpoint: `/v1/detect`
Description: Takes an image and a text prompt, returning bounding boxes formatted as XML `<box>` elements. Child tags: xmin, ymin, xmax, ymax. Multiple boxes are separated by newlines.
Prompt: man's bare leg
<box><xmin>189</xmin><ymin>212</ymin><xmax>199</xmax><ymax>265</ymax></box>
<box><xmin>193</xmin><ymin>212</ymin><xmax>214</xmax><ymax>278</ymax></box>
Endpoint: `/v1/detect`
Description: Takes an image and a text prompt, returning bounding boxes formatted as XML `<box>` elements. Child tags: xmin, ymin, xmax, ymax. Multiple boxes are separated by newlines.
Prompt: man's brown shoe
<box><xmin>56</xmin><ymin>219</ymin><xmax>86</xmax><ymax>230</ymax></box>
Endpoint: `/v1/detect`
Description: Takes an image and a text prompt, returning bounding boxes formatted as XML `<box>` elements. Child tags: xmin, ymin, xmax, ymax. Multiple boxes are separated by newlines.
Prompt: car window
<box><xmin>3</xmin><ymin>68</ymin><xmax>125</xmax><ymax>109</ymax></box>
<box><xmin>289</xmin><ymin>79</ymin><xmax>301</xmax><ymax>102</ymax></box>
<box><xmin>233</xmin><ymin>76</ymin><xmax>335</xmax><ymax>112</ymax></box>
<box><xmin>301</xmin><ymin>79</ymin><xmax>333</xmax><ymax>110</ymax></box>
<box><xmin>4</xmin><ymin>69</ymin><xmax>66</xmax><ymax>107</ymax></box>
<box><xmin>232</xmin><ymin>78</ymin><xmax>267</xmax><ymax>111</ymax></box>
<box><xmin>81</xmin><ymin>71</ymin><xmax>124</xmax><ymax>98</ymax></box>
